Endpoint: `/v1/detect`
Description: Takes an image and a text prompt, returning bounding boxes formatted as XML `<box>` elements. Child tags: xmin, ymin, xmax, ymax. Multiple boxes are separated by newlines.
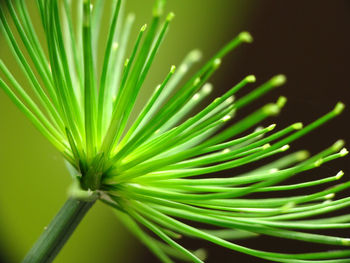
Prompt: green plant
<box><xmin>0</xmin><ymin>0</ymin><xmax>349</xmax><ymax>262</ymax></box>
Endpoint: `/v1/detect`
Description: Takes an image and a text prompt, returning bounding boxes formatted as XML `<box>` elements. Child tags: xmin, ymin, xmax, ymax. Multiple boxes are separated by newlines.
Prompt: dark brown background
<box><xmin>136</xmin><ymin>1</ymin><xmax>350</xmax><ymax>262</ymax></box>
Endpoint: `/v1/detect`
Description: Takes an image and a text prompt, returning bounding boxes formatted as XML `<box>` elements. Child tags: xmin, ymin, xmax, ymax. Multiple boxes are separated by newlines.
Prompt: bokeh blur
<box><xmin>0</xmin><ymin>1</ymin><xmax>349</xmax><ymax>262</ymax></box>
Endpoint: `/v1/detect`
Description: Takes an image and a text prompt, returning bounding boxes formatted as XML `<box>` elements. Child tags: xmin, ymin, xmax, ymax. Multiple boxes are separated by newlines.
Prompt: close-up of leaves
<box><xmin>0</xmin><ymin>0</ymin><xmax>350</xmax><ymax>262</ymax></box>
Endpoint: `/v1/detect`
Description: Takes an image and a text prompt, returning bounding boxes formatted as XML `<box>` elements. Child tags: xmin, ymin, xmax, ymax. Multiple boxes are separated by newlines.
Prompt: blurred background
<box><xmin>0</xmin><ymin>0</ymin><xmax>349</xmax><ymax>262</ymax></box>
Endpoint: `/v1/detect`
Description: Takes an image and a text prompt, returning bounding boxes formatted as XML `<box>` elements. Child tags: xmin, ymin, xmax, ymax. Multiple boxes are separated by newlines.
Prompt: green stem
<box><xmin>22</xmin><ymin>194</ymin><xmax>98</xmax><ymax>263</ymax></box>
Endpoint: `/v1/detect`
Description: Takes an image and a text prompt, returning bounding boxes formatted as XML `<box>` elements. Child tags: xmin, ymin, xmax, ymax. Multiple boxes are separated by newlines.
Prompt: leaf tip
<box><xmin>245</xmin><ymin>74</ymin><xmax>256</xmax><ymax>83</ymax></box>
<box><xmin>238</xmin><ymin>31</ymin><xmax>253</xmax><ymax>43</ymax></box>
<box><xmin>340</xmin><ymin>147</ymin><xmax>348</xmax><ymax>157</ymax></box>
<box><xmin>336</xmin><ymin>170</ymin><xmax>344</xmax><ymax>180</ymax></box>
<box><xmin>292</xmin><ymin>122</ymin><xmax>303</xmax><ymax>130</ymax></box>
<box><xmin>333</xmin><ymin>101</ymin><xmax>345</xmax><ymax>115</ymax></box>
<box><xmin>267</xmin><ymin>123</ymin><xmax>277</xmax><ymax>131</ymax></box>
<box><xmin>166</xmin><ymin>12</ymin><xmax>175</xmax><ymax>21</ymax></box>
<box><xmin>270</xmin><ymin>74</ymin><xmax>287</xmax><ymax>87</ymax></box>
<box><xmin>296</xmin><ymin>150</ymin><xmax>310</xmax><ymax>161</ymax></box>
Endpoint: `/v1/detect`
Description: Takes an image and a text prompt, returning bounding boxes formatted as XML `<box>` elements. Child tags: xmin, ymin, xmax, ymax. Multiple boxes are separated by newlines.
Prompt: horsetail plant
<box><xmin>0</xmin><ymin>0</ymin><xmax>349</xmax><ymax>262</ymax></box>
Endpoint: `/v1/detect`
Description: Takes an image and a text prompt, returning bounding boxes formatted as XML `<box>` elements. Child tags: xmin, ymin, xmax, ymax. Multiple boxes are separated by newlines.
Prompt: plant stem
<box><xmin>22</xmin><ymin>194</ymin><xmax>98</xmax><ymax>263</ymax></box>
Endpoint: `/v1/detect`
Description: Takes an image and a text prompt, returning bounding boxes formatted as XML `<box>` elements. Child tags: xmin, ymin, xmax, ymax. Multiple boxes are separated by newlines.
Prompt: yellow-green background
<box><xmin>0</xmin><ymin>1</ymin><xmax>253</xmax><ymax>262</ymax></box>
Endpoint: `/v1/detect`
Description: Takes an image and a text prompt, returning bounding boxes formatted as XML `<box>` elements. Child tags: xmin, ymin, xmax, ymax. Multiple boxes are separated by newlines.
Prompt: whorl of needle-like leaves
<box><xmin>0</xmin><ymin>0</ymin><xmax>349</xmax><ymax>262</ymax></box>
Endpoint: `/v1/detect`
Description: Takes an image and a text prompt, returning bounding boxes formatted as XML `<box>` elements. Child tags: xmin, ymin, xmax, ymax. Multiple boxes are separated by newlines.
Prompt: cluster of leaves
<box><xmin>0</xmin><ymin>0</ymin><xmax>349</xmax><ymax>262</ymax></box>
